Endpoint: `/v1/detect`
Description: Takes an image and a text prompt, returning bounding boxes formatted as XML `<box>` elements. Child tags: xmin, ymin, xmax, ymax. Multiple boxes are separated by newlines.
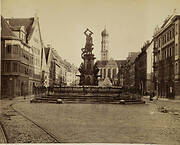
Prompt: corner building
<box><xmin>153</xmin><ymin>14</ymin><xmax>180</xmax><ymax>99</ymax></box>
<box><xmin>1</xmin><ymin>15</ymin><xmax>44</xmax><ymax>97</ymax></box>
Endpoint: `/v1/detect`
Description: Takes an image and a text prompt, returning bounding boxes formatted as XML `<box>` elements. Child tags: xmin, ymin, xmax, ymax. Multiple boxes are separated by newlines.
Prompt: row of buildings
<box><xmin>1</xmin><ymin>14</ymin><xmax>79</xmax><ymax>98</ymax></box>
<box><xmin>96</xmin><ymin>12</ymin><xmax>180</xmax><ymax>99</ymax></box>
<box><xmin>118</xmin><ymin>13</ymin><xmax>180</xmax><ymax>99</ymax></box>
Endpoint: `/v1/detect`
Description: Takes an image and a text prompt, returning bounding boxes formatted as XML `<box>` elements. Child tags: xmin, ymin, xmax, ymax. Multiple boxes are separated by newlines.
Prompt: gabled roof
<box><xmin>5</xmin><ymin>17</ymin><xmax>34</xmax><ymax>38</ymax></box>
<box><xmin>126</xmin><ymin>52</ymin><xmax>139</xmax><ymax>64</ymax></box>
<box><xmin>1</xmin><ymin>16</ymin><xmax>17</xmax><ymax>38</ymax></box>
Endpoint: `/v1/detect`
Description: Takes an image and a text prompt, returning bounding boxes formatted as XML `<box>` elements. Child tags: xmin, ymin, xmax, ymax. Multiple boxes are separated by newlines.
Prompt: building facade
<box><xmin>118</xmin><ymin>52</ymin><xmax>139</xmax><ymax>89</ymax></box>
<box><xmin>97</xmin><ymin>59</ymin><xmax>125</xmax><ymax>86</ymax></box>
<box><xmin>153</xmin><ymin>14</ymin><xmax>180</xmax><ymax>99</ymax></box>
<box><xmin>66</xmin><ymin>64</ymin><xmax>79</xmax><ymax>86</ymax></box>
<box><xmin>135</xmin><ymin>43</ymin><xmax>149</xmax><ymax>95</ymax></box>
<box><xmin>146</xmin><ymin>40</ymin><xmax>154</xmax><ymax>93</ymax></box>
<box><xmin>1</xmin><ymin>15</ymin><xmax>44</xmax><ymax>97</ymax></box>
<box><xmin>44</xmin><ymin>45</ymin><xmax>79</xmax><ymax>87</ymax></box>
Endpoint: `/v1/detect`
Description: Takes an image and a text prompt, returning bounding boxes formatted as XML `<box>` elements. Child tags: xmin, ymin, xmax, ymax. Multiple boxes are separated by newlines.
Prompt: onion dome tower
<box><xmin>101</xmin><ymin>27</ymin><xmax>109</xmax><ymax>61</ymax></box>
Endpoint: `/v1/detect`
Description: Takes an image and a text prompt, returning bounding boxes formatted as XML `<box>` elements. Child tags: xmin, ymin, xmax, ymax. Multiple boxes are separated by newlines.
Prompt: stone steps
<box><xmin>32</xmin><ymin>95</ymin><xmax>144</xmax><ymax>104</ymax></box>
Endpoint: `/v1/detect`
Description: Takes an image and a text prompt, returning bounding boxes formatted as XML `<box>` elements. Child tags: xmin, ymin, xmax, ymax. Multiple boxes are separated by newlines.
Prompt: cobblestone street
<box><xmin>0</xmin><ymin>97</ymin><xmax>58</xmax><ymax>143</ymax></box>
<box><xmin>10</xmin><ymin>97</ymin><xmax>180</xmax><ymax>144</ymax></box>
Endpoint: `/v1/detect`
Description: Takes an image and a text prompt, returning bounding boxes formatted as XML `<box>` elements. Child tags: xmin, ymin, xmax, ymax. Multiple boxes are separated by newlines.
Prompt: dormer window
<box><xmin>20</xmin><ymin>26</ymin><xmax>26</xmax><ymax>42</ymax></box>
<box><xmin>20</xmin><ymin>31</ymin><xmax>26</xmax><ymax>41</ymax></box>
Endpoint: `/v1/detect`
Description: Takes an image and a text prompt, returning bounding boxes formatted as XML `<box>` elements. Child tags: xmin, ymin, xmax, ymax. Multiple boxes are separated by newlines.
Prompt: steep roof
<box><xmin>96</xmin><ymin>59</ymin><xmax>126</xmax><ymax>68</ymax></box>
<box><xmin>1</xmin><ymin>16</ymin><xmax>17</xmax><ymax>38</ymax></box>
<box><xmin>115</xmin><ymin>60</ymin><xmax>127</xmax><ymax>68</ymax></box>
<box><xmin>127</xmin><ymin>53</ymin><xmax>139</xmax><ymax>64</ymax></box>
<box><xmin>96</xmin><ymin>60</ymin><xmax>108</xmax><ymax>67</ymax></box>
<box><xmin>52</xmin><ymin>49</ymin><xmax>64</xmax><ymax>64</ymax></box>
<box><xmin>5</xmin><ymin>17</ymin><xmax>34</xmax><ymax>38</ymax></box>
<box><xmin>106</xmin><ymin>58</ymin><xmax>118</xmax><ymax>67</ymax></box>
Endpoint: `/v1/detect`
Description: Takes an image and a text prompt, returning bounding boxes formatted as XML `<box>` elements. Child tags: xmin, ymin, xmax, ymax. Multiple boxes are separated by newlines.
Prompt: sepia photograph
<box><xmin>1</xmin><ymin>0</ymin><xmax>180</xmax><ymax>144</ymax></box>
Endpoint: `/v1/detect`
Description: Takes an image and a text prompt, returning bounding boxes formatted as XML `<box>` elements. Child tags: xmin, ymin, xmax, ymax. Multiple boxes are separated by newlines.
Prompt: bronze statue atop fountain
<box><xmin>78</xmin><ymin>28</ymin><xmax>99</xmax><ymax>86</ymax></box>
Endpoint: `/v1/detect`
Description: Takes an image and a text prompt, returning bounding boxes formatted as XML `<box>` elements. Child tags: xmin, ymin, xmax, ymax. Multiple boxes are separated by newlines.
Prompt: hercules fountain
<box><xmin>78</xmin><ymin>28</ymin><xmax>100</xmax><ymax>86</ymax></box>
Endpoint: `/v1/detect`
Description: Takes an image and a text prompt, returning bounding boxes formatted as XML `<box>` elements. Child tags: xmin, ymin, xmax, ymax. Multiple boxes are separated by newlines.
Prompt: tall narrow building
<box><xmin>101</xmin><ymin>28</ymin><xmax>109</xmax><ymax>61</ymax></box>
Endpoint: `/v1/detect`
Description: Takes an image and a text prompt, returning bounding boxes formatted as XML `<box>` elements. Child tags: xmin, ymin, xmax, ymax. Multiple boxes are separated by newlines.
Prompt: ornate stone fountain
<box><xmin>78</xmin><ymin>28</ymin><xmax>99</xmax><ymax>86</ymax></box>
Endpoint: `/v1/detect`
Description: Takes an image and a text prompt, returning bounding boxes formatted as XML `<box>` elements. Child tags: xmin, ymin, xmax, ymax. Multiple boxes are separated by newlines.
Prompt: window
<box><xmin>113</xmin><ymin>68</ymin><xmax>116</xmax><ymax>78</ymax></box>
<box><xmin>100</xmin><ymin>69</ymin><xmax>102</xmax><ymax>78</ymax></box>
<box><xmin>172</xmin><ymin>27</ymin><xmax>175</xmax><ymax>37</ymax></box>
<box><xmin>21</xmin><ymin>65</ymin><xmax>24</xmax><ymax>74</ymax></box>
<box><xmin>169</xmin><ymin>30</ymin><xmax>172</xmax><ymax>39</ymax></box>
<box><xmin>175</xmin><ymin>63</ymin><xmax>178</xmax><ymax>74</ymax></box>
<box><xmin>13</xmin><ymin>62</ymin><xmax>18</xmax><ymax>72</ymax></box>
<box><xmin>167</xmin><ymin>32</ymin><xmax>169</xmax><ymax>41</ymax></box>
<box><xmin>108</xmin><ymin>68</ymin><xmax>111</xmax><ymax>78</ymax></box>
<box><xmin>162</xmin><ymin>37</ymin><xmax>164</xmax><ymax>45</ymax></box>
<box><xmin>170</xmin><ymin>47</ymin><xmax>172</xmax><ymax>56</ymax></box>
<box><xmin>19</xmin><ymin>64</ymin><xmax>21</xmax><ymax>73</ymax></box>
<box><xmin>6</xmin><ymin>61</ymin><xmax>11</xmax><ymax>72</ymax></box>
<box><xmin>13</xmin><ymin>45</ymin><xmax>19</xmax><ymax>54</ymax></box>
<box><xmin>25</xmin><ymin>67</ymin><xmax>29</xmax><ymax>75</ymax></box>
<box><xmin>16</xmin><ymin>79</ymin><xmax>18</xmax><ymax>87</ymax></box>
<box><xmin>158</xmin><ymin>39</ymin><xmax>160</xmax><ymax>47</ymax></box>
<box><xmin>104</xmin><ymin>69</ymin><xmax>106</xmax><ymax>78</ymax></box>
<box><xmin>165</xmin><ymin>35</ymin><xmax>166</xmax><ymax>43</ymax></box>
<box><xmin>21</xmin><ymin>32</ymin><xmax>26</xmax><ymax>41</ymax></box>
<box><xmin>6</xmin><ymin>45</ymin><xmax>12</xmax><ymax>53</ymax></box>
<box><xmin>176</xmin><ymin>24</ymin><xmax>178</xmax><ymax>35</ymax></box>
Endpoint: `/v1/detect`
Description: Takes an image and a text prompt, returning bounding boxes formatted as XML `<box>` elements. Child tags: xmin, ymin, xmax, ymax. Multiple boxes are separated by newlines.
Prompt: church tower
<box><xmin>101</xmin><ymin>27</ymin><xmax>109</xmax><ymax>61</ymax></box>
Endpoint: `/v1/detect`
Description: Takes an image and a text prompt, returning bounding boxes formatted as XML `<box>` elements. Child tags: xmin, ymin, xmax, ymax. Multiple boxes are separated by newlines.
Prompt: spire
<box><xmin>101</xmin><ymin>26</ymin><xmax>109</xmax><ymax>61</ymax></box>
<box><xmin>101</xmin><ymin>25</ymin><xmax>108</xmax><ymax>36</ymax></box>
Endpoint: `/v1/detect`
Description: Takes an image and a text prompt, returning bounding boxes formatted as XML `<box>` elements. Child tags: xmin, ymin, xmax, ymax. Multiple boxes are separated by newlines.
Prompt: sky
<box><xmin>1</xmin><ymin>0</ymin><xmax>180</xmax><ymax>67</ymax></box>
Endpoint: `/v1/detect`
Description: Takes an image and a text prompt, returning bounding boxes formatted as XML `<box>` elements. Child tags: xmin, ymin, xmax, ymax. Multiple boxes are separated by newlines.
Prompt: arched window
<box><xmin>175</xmin><ymin>63</ymin><xmax>178</xmax><ymax>74</ymax></box>
<box><xmin>108</xmin><ymin>68</ymin><xmax>111</xmax><ymax>79</ymax></box>
<box><xmin>104</xmin><ymin>69</ymin><xmax>106</xmax><ymax>78</ymax></box>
